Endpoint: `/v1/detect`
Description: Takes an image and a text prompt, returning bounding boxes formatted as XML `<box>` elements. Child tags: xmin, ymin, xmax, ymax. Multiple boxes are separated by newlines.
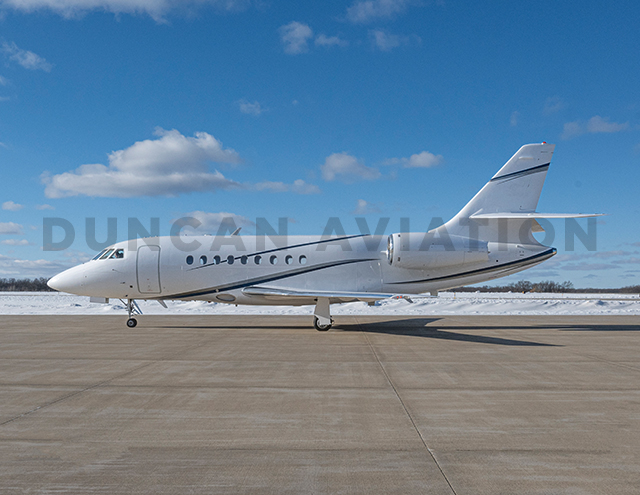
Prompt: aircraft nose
<box><xmin>48</xmin><ymin>266</ymin><xmax>84</xmax><ymax>294</ymax></box>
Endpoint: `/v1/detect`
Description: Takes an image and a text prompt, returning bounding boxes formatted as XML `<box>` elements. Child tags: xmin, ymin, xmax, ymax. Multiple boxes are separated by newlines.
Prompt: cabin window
<box><xmin>255</xmin><ymin>255</ymin><xmax>262</xmax><ymax>265</ymax></box>
<box><xmin>200</xmin><ymin>255</ymin><xmax>207</xmax><ymax>265</ymax></box>
<box><xmin>227</xmin><ymin>255</ymin><xmax>234</xmax><ymax>265</ymax></box>
<box><xmin>241</xmin><ymin>255</ymin><xmax>248</xmax><ymax>265</ymax></box>
<box><xmin>213</xmin><ymin>255</ymin><xmax>221</xmax><ymax>265</ymax></box>
<box><xmin>285</xmin><ymin>255</ymin><xmax>293</xmax><ymax>265</ymax></box>
<box><xmin>99</xmin><ymin>249</ymin><xmax>114</xmax><ymax>260</ymax></box>
<box><xmin>299</xmin><ymin>255</ymin><xmax>307</xmax><ymax>265</ymax></box>
<box><xmin>186</xmin><ymin>255</ymin><xmax>194</xmax><ymax>265</ymax></box>
<box><xmin>110</xmin><ymin>249</ymin><xmax>124</xmax><ymax>259</ymax></box>
<box><xmin>270</xmin><ymin>255</ymin><xmax>278</xmax><ymax>265</ymax></box>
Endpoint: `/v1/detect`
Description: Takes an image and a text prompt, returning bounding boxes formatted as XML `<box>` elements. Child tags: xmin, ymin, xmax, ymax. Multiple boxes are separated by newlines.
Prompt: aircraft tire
<box><xmin>127</xmin><ymin>318</ymin><xmax>138</xmax><ymax>328</ymax></box>
<box><xmin>314</xmin><ymin>317</ymin><xmax>332</xmax><ymax>332</ymax></box>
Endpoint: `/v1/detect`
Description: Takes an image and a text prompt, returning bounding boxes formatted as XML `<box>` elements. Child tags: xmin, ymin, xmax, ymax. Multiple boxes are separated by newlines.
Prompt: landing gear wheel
<box><xmin>314</xmin><ymin>316</ymin><xmax>332</xmax><ymax>332</ymax></box>
<box><xmin>126</xmin><ymin>318</ymin><xmax>138</xmax><ymax>328</ymax></box>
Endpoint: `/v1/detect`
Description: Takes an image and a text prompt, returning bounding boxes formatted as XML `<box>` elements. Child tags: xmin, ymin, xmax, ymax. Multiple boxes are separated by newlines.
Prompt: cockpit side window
<box><xmin>109</xmin><ymin>249</ymin><xmax>124</xmax><ymax>259</ymax></box>
<box><xmin>99</xmin><ymin>249</ymin><xmax>114</xmax><ymax>260</ymax></box>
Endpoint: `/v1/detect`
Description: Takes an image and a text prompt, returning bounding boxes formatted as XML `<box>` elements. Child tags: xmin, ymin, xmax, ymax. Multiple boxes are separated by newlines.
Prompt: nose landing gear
<box><xmin>120</xmin><ymin>298</ymin><xmax>142</xmax><ymax>328</ymax></box>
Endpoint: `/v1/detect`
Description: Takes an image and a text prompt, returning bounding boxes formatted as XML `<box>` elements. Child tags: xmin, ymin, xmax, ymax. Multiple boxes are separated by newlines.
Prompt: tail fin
<box><xmin>454</xmin><ymin>143</ymin><xmax>555</xmax><ymax>219</ymax></box>
<box><xmin>439</xmin><ymin>143</ymin><xmax>603</xmax><ymax>245</ymax></box>
<box><xmin>443</xmin><ymin>143</ymin><xmax>555</xmax><ymax>241</ymax></box>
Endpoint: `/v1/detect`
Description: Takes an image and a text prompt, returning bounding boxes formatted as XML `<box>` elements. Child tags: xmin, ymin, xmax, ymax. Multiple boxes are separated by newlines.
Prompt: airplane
<box><xmin>48</xmin><ymin>143</ymin><xmax>602</xmax><ymax>330</ymax></box>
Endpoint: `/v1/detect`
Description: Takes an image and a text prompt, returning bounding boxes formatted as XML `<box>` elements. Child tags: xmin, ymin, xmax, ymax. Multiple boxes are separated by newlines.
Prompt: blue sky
<box><xmin>0</xmin><ymin>0</ymin><xmax>639</xmax><ymax>287</ymax></box>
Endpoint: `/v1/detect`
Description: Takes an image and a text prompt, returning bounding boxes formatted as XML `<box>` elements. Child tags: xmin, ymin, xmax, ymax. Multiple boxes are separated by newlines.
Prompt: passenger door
<box><xmin>137</xmin><ymin>245</ymin><xmax>161</xmax><ymax>294</ymax></box>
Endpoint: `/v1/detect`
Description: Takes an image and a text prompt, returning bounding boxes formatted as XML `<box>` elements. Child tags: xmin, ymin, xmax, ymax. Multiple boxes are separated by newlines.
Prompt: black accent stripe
<box><xmin>167</xmin><ymin>258</ymin><xmax>378</xmax><ymax>299</ymax></box>
<box><xmin>490</xmin><ymin>163</ymin><xmax>550</xmax><ymax>182</ymax></box>
<box><xmin>389</xmin><ymin>248</ymin><xmax>557</xmax><ymax>285</ymax></box>
<box><xmin>188</xmin><ymin>234</ymin><xmax>368</xmax><ymax>271</ymax></box>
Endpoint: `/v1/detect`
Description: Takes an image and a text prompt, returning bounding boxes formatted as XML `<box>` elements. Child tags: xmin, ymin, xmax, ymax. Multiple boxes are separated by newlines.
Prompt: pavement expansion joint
<box><xmin>355</xmin><ymin>316</ymin><xmax>458</xmax><ymax>495</ymax></box>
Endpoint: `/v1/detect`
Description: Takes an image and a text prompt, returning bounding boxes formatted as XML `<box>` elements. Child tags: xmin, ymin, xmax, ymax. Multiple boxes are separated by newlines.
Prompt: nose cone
<box><xmin>48</xmin><ymin>265</ymin><xmax>85</xmax><ymax>295</ymax></box>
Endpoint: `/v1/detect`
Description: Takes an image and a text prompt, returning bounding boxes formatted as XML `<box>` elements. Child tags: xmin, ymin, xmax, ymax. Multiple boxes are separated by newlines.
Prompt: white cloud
<box><xmin>0</xmin><ymin>75</ymin><xmax>7</xmax><ymax>85</ymax></box>
<box><xmin>315</xmin><ymin>34</ymin><xmax>348</xmax><ymax>48</ymax></box>
<box><xmin>0</xmin><ymin>254</ymin><xmax>69</xmax><ymax>277</ymax></box>
<box><xmin>0</xmin><ymin>0</ymin><xmax>252</xmax><ymax>21</ymax></box>
<box><xmin>238</xmin><ymin>99</ymin><xmax>264</xmax><ymax>116</ymax></box>
<box><xmin>60</xmin><ymin>250</ymin><xmax>92</xmax><ymax>264</ymax></box>
<box><xmin>1</xmin><ymin>239</ymin><xmax>30</xmax><ymax>246</ymax></box>
<box><xmin>369</xmin><ymin>29</ymin><xmax>420</xmax><ymax>52</ymax></box>
<box><xmin>0</xmin><ymin>222</ymin><xmax>24</xmax><ymax>235</ymax></box>
<box><xmin>179</xmin><ymin>211</ymin><xmax>254</xmax><ymax>234</ymax></box>
<box><xmin>279</xmin><ymin>21</ymin><xmax>313</xmax><ymax>54</ymax></box>
<box><xmin>2</xmin><ymin>200</ymin><xmax>23</xmax><ymax>211</ymax></box>
<box><xmin>562</xmin><ymin>115</ymin><xmax>629</xmax><ymax>140</ymax></box>
<box><xmin>291</xmin><ymin>179</ymin><xmax>321</xmax><ymax>195</ymax></box>
<box><xmin>1</xmin><ymin>41</ymin><xmax>52</xmax><ymax>72</ymax></box>
<box><xmin>43</xmin><ymin>128</ymin><xmax>242</xmax><ymax>198</ymax></box>
<box><xmin>255</xmin><ymin>179</ymin><xmax>320</xmax><ymax>195</ymax></box>
<box><xmin>510</xmin><ymin>111</ymin><xmax>519</xmax><ymax>127</ymax></box>
<box><xmin>352</xmin><ymin>199</ymin><xmax>381</xmax><ymax>215</ymax></box>
<box><xmin>346</xmin><ymin>0</ymin><xmax>413</xmax><ymax>23</ymax></box>
<box><xmin>321</xmin><ymin>152</ymin><xmax>381</xmax><ymax>182</ymax></box>
<box><xmin>543</xmin><ymin>96</ymin><xmax>564</xmax><ymax>115</ymax></box>
<box><xmin>254</xmin><ymin>181</ymin><xmax>288</xmax><ymax>193</ymax></box>
<box><xmin>384</xmin><ymin>150</ymin><xmax>443</xmax><ymax>168</ymax></box>
<box><xmin>586</xmin><ymin>115</ymin><xmax>629</xmax><ymax>133</ymax></box>
<box><xmin>561</xmin><ymin>121</ymin><xmax>583</xmax><ymax>140</ymax></box>
<box><xmin>36</xmin><ymin>204</ymin><xmax>55</xmax><ymax>210</ymax></box>
<box><xmin>404</xmin><ymin>151</ymin><xmax>443</xmax><ymax>168</ymax></box>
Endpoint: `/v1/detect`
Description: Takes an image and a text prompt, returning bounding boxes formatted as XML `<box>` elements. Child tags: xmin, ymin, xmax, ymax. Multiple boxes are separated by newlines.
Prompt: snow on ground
<box><xmin>1</xmin><ymin>292</ymin><xmax>639</xmax><ymax>316</ymax></box>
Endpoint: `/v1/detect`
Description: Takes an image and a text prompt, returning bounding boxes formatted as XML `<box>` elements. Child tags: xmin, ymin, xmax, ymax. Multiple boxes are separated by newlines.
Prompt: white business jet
<box><xmin>48</xmin><ymin>143</ymin><xmax>601</xmax><ymax>330</ymax></box>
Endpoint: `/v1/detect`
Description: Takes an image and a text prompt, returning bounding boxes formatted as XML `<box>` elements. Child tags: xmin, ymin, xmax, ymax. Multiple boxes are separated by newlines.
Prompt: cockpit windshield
<box><xmin>91</xmin><ymin>248</ymin><xmax>125</xmax><ymax>261</ymax></box>
<box><xmin>109</xmin><ymin>249</ymin><xmax>124</xmax><ymax>259</ymax></box>
<box><xmin>99</xmin><ymin>249</ymin><xmax>114</xmax><ymax>259</ymax></box>
<box><xmin>92</xmin><ymin>249</ymin><xmax>108</xmax><ymax>260</ymax></box>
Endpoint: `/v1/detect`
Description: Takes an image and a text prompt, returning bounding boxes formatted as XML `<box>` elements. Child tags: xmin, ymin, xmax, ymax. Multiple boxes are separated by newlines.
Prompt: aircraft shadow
<box><xmin>553</xmin><ymin>324</ymin><xmax>640</xmax><ymax>332</ymax></box>
<box><xmin>427</xmin><ymin>324</ymin><xmax>640</xmax><ymax>332</ymax></box>
<box><xmin>335</xmin><ymin>318</ymin><xmax>558</xmax><ymax>346</ymax></box>
<box><xmin>154</xmin><ymin>318</ymin><xmax>637</xmax><ymax>341</ymax></box>
<box><xmin>156</xmin><ymin>324</ymin><xmax>311</xmax><ymax>330</ymax></box>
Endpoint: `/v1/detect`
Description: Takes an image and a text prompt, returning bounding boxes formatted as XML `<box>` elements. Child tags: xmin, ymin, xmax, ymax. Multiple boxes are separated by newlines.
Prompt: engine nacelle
<box><xmin>386</xmin><ymin>232</ymin><xmax>488</xmax><ymax>269</ymax></box>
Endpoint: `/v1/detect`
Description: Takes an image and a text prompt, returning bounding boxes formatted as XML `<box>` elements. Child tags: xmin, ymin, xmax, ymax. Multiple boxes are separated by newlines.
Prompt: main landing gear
<box><xmin>313</xmin><ymin>297</ymin><xmax>333</xmax><ymax>331</ymax></box>
<box><xmin>313</xmin><ymin>316</ymin><xmax>332</xmax><ymax>331</ymax></box>
<box><xmin>120</xmin><ymin>298</ymin><xmax>142</xmax><ymax>328</ymax></box>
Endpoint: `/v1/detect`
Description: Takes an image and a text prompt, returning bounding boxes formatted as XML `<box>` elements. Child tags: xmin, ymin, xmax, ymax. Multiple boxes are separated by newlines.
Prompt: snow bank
<box><xmin>1</xmin><ymin>292</ymin><xmax>638</xmax><ymax>316</ymax></box>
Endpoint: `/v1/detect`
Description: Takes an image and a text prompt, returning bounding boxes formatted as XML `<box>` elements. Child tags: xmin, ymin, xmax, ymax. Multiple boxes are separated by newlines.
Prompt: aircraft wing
<box><xmin>242</xmin><ymin>286</ymin><xmax>432</xmax><ymax>304</ymax></box>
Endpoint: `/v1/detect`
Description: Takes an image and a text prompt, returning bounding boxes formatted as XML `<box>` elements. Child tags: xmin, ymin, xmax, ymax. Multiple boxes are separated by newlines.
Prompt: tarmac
<box><xmin>0</xmin><ymin>314</ymin><xmax>639</xmax><ymax>494</ymax></box>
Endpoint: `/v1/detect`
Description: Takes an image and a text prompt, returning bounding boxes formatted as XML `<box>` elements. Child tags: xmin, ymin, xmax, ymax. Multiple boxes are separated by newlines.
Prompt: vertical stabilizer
<box><xmin>444</xmin><ymin>143</ymin><xmax>555</xmax><ymax>239</ymax></box>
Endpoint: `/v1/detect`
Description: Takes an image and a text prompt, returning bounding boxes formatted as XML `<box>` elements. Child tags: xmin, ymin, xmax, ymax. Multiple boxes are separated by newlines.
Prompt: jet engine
<box><xmin>386</xmin><ymin>232</ymin><xmax>488</xmax><ymax>269</ymax></box>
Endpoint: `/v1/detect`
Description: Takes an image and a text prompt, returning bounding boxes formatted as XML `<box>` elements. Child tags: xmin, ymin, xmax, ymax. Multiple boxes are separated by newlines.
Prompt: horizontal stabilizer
<box><xmin>470</xmin><ymin>212</ymin><xmax>604</xmax><ymax>220</ymax></box>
